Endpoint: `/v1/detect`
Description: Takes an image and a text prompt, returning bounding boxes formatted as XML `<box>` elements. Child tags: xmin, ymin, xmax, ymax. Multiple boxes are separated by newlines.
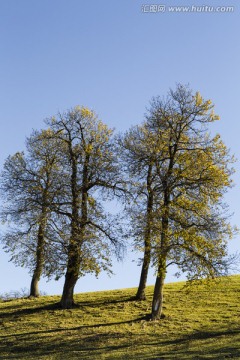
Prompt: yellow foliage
<box><xmin>75</xmin><ymin>105</ymin><xmax>94</xmax><ymax>119</ymax></box>
<box><xmin>210</xmin><ymin>110</ymin><xmax>220</xmax><ymax>121</ymax></box>
<box><xmin>195</xmin><ymin>91</ymin><xmax>203</xmax><ymax>106</ymax></box>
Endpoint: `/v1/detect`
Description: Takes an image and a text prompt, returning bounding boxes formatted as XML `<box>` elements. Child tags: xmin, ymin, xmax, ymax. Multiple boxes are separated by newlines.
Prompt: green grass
<box><xmin>0</xmin><ymin>275</ymin><xmax>240</xmax><ymax>359</ymax></box>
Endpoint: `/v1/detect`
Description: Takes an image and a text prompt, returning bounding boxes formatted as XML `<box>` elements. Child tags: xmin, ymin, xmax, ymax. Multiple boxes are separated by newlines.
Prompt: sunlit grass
<box><xmin>0</xmin><ymin>275</ymin><xmax>240</xmax><ymax>359</ymax></box>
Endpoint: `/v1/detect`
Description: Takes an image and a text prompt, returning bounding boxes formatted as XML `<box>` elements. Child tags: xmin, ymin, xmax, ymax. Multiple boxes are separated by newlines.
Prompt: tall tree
<box><xmin>119</xmin><ymin>126</ymin><xmax>157</xmax><ymax>300</ymax></box>
<box><xmin>124</xmin><ymin>85</ymin><xmax>236</xmax><ymax>319</ymax></box>
<box><xmin>0</xmin><ymin>129</ymin><xmax>64</xmax><ymax>296</ymax></box>
<box><xmin>46</xmin><ymin>106</ymin><xmax>123</xmax><ymax>308</ymax></box>
<box><xmin>149</xmin><ymin>85</ymin><xmax>235</xmax><ymax>320</ymax></box>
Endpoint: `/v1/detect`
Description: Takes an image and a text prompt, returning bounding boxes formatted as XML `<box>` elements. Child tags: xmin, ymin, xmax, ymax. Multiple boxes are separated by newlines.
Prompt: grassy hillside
<box><xmin>0</xmin><ymin>275</ymin><xmax>240</xmax><ymax>359</ymax></box>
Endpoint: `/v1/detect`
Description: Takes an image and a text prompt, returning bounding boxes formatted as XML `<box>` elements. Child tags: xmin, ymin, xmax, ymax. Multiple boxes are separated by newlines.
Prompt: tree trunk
<box><xmin>136</xmin><ymin>164</ymin><xmax>153</xmax><ymax>301</ymax></box>
<box><xmin>60</xmin><ymin>270</ymin><xmax>78</xmax><ymax>308</ymax></box>
<box><xmin>30</xmin><ymin>273</ymin><xmax>40</xmax><ymax>297</ymax></box>
<box><xmin>136</xmin><ymin>248</ymin><xmax>150</xmax><ymax>300</ymax></box>
<box><xmin>151</xmin><ymin>202</ymin><xmax>168</xmax><ymax>320</ymax></box>
<box><xmin>60</xmin><ymin>234</ymin><xmax>81</xmax><ymax>308</ymax></box>
<box><xmin>151</xmin><ymin>264</ymin><xmax>166</xmax><ymax>320</ymax></box>
<box><xmin>60</xmin><ymin>146</ymin><xmax>89</xmax><ymax>309</ymax></box>
<box><xmin>29</xmin><ymin>217</ymin><xmax>46</xmax><ymax>297</ymax></box>
<box><xmin>151</xmin><ymin>213</ymin><xmax>168</xmax><ymax>320</ymax></box>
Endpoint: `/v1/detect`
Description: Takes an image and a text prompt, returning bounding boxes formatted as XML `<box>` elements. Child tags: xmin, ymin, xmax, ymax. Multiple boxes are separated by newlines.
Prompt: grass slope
<box><xmin>0</xmin><ymin>275</ymin><xmax>240</xmax><ymax>359</ymax></box>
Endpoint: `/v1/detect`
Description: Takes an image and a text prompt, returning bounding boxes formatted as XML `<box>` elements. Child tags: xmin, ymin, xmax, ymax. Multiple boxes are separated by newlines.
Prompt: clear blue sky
<box><xmin>0</xmin><ymin>0</ymin><xmax>239</xmax><ymax>295</ymax></box>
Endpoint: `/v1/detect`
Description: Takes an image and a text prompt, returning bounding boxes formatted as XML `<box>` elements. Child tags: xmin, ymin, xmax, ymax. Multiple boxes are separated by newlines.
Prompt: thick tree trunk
<box><xmin>60</xmin><ymin>270</ymin><xmax>78</xmax><ymax>308</ymax></box>
<box><xmin>151</xmin><ymin>264</ymin><xmax>166</xmax><ymax>320</ymax></box>
<box><xmin>30</xmin><ymin>273</ymin><xmax>40</xmax><ymax>297</ymax></box>
<box><xmin>60</xmin><ymin>147</ymin><xmax>89</xmax><ymax>309</ymax></box>
<box><xmin>60</xmin><ymin>237</ymin><xmax>81</xmax><ymax>308</ymax></box>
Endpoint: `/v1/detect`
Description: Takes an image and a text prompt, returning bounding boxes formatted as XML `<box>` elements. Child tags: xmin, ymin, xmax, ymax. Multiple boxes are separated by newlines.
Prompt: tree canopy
<box><xmin>0</xmin><ymin>85</ymin><xmax>237</xmax><ymax>318</ymax></box>
<box><xmin>120</xmin><ymin>84</ymin><xmax>236</xmax><ymax>319</ymax></box>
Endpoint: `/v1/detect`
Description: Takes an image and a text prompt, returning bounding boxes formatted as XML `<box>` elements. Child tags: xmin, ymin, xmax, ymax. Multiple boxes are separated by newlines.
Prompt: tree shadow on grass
<box><xmin>76</xmin><ymin>295</ymin><xmax>137</xmax><ymax>307</ymax></box>
<box><xmin>147</xmin><ymin>329</ymin><xmax>240</xmax><ymax>360</ymax></box>
<box><xmin>5</xmin><ymin>328</ymin><xmax>240</xmax><ymax>360</ymax></box>
<box><xmin>0</xmin><ymin>295</ymin><xmax>138</xmax><ymax>320</ymax></box>
<box><xmin>0</xmin><ymin>302</ymin><xmax>60</xmax><ymax>320</ymax></box>
<box><xmin>1</xmin><ymin>321</ymin><xmax>138</xmax><ymax>359</ymax></box>
<box><xmin>1</xmin><ymin>335</ymin><xmax>134</xmax><ymax>360</ymax></box>
<box><xmin>1</xmin><ymin>325</ymin><xmax>240</xmax><ymax>360</ymax></box>
<box><xmin>0</xmin><ymin>315</ymin><xmax>146</xmax><ymax>340</ymax></box>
